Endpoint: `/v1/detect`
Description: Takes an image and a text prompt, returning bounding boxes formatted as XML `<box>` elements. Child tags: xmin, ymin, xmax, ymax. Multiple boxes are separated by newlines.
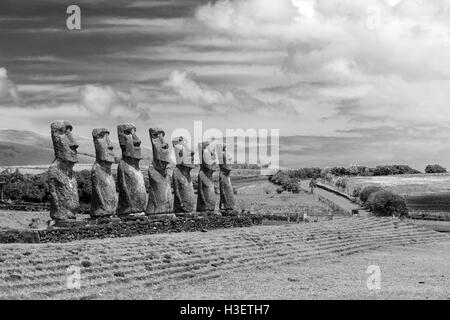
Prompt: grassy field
<box><xmin>346</xmin><ymin>174</ymin><xmax>450</xmax><ymax>196</ymax></box>
<box><xmin>345</xmin><ymin>174</ymin><xmax>450</xmax><ymax>220</ymax></box>
<box><xmin>235</xmin><ymin>180</ymin><xmax>331</xmax><ymax>217</ymax></box>
<box><xmin>0</xmin><ymin>216</ymin><xmax>445</xmax><ymax>299</ymax></box>
<box><xmin>152</xmin><ymin>240</ymin><xmax>450</xmax><ymax>300</ymax></box>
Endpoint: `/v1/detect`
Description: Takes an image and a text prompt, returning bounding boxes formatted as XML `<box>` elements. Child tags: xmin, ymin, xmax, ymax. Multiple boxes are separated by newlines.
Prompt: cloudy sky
<box><xmin>1</xmin><ymin>0</ymin><xmax>450</xmax><ymax>169</ymax></box>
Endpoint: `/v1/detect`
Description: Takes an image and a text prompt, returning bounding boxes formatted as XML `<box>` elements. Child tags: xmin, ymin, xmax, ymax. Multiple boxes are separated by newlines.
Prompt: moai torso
<box><xmin>116</xmin><ymin>159</ymin><xmax>147</xmax><ymax>215</ymax></box>
<box><xmin>48</xmin><ymin>162</ymin><xmax>79</xmax><ymax>220</ymax></box>
<box><xmin>172</xmin><ymin>165</ymin><xmax>195</xmax><ymax>214</ymax></box>
<box><xmin>219</xmin><ymin>145</ymin><xmax>235</xmax><ymax>213</ymax></box>
<box><xmin>91</xmin><ymin>162</ymin><xmax>118</xmax><ymax>217</ymax></box>
<box><xmin>196</xmin><ymin>141</ymin><xmax>218</xmax><ymax>213</ymax></box>
<box><xmin>90</xmin><ymin>128</ymin><xmax>118</xmax><ymax>218</ymax></box>
<box><xmin>197</xmin><ymin>169</ymin><xmax>216</xmax><ymax>212</ymax></box>
<box><xmin>116</xmin><ymin>124</ymin><xmax>147</xmax><ymax>215</ymax></box>
<box><xmin>147</xmin><ymin>166</ymin><xmax>173</xmax><ymax>215</ymax></box>
<box><xmin>146</xmin><ymin>128</ymin><xmax>174</xmax><ymax>216</ymax></box>
<box><xmin>47</xmin><ymin>120</ymin><xmax>79</xmax><ymax>221</ymax></box>
<box><xmin>172</xmin><ymin>136</ymin><xmax>196</xmax><ymax>215</ymax></box>
<box><xmin>219</xmin><ymin>170</ymin><xmax>235</xmax><ymax>212</ymax></box>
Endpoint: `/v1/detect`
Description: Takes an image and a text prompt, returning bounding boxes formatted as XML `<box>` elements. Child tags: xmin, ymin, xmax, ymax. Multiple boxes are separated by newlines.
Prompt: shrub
<box><xmin>373</xmin><ymin>165</ymin><xmax>420</xmax><ymax>176</ymax></box>
<box><xmin>425</xmin><ymin>164</ymin><xmax>447</xmax><ymax>174</ymax></box>
<box><xmin>283</xmin><ymin>180</ymin><xmax>299</xmax><ymax>193</ymax></box>
<box><xmin>270</xmin><ymin>170</ymin><xmax>303</xmax><ymax>193</ymax></box>
<box><xmin>330</xmin><ymin>167</ymin><xmax>350</xmax><ymax>176</ymax></box>
<box><xmin>1</xmin><ymin>171</ymin><xmax>49</xmax><ymax>203</ymax></box>
<box><xmin>359</xmin><ymin>185</ymin><xmax>383</xmax><ymax>203</ymax></box>
<box><xmin>321</xmin><ymin>173</ymin><xmax>334</xmax><ymax>184</ymax></box>
<box><xmin>365</xmin><ymin>190</ymin><xmax>408</xmax><ymax>217</ymax></box>
<box><xmin>276</xmin><ymin>187</ymin><xmax>284</xmax><ymax>194</ymax></box>
<box><xmin>335</xmin><ymin>177</ymin><xmax>348</xmax><ymax>190</ymax></box>
<box><xmin>352</xmin><ymin>185</ymin><xmax>363</xmax><ymax>198</ymax></box>
<box><xmin>75</xmin><ymin>170</ymin><xmax>92</xmax><ymax>204</ymax></box>
<box><xmin>290</xmin><ymin>184</ymin><xmax>300</xmax><ymax>194</ymax></box>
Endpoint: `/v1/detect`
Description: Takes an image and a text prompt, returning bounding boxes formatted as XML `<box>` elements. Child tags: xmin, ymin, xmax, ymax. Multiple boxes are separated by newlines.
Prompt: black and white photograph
<box><xmin>0</xmin><ymin>0</ymin><xmax>449</xmax><ymax>306</ymax></box>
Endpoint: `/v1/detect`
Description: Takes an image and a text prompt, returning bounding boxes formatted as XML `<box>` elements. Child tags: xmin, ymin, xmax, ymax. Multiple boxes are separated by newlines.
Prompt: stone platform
<box><xmin>0</xmin><ymin>214</ymin><xmax>263</xmax><ymax>244</ymax></box>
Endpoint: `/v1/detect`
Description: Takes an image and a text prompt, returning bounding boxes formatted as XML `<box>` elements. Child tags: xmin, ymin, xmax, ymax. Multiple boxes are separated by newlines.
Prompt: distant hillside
<box><xmin>0</xmin><ymin>129</ymin><xmax>151</xmax><ymax>166</ymax></box>
<box><xmin>0</xmin><ymin>141</ymin><xmax>55</xmax><ymax>166</ymax></box>
<box><xmin>0</xmin><ymin>129</ymin><xmax>53</xmax><ymax>150</ymax></box>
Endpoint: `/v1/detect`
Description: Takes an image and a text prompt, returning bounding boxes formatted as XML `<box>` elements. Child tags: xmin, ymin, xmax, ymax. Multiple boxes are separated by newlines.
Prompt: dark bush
<box><xmin>352</xmin><ymin>185</ymin><xmax>363</xmax><ymax>198</ymax></box>
<box><xmin>373</xmin><ymin>165</ymin><xmax>420</xmax><ymax>176</ymax></box>
<box><xmin>335</xmin><ymin>177</ymin><xmax>348</xmax><ymax>190</ymax></box>
<box><xmin>75</xmin><ymin>170</ymin><xmax>92</xmax><ymax>204</ymax></box>
<box><xmin>365</xmin><ymin>190</ymin><xmax>408</xmax><ymax>217</ymax></box>
<box><xmin>1</xmin><ymin>168</ymin><xmax>95</xmax><ymax>205</ymax></box>
<box><xmin>1</xmin><ymin>171</ymin><xmax>49</xmax><ymax>203</ymax></box>
<box><xmin>330</xmin><ymin>167</ymin><xmax>350</xmax><ymax>176</ymax></box>
<box><xmin>425</xmin><ymin>164</ymin><xmax>447</xmax><ymax>174</ymax></box>
<box><xmin>359</xmin><ymin>185</ymin><xmax>383</xmax><ymax>203</ymax></box>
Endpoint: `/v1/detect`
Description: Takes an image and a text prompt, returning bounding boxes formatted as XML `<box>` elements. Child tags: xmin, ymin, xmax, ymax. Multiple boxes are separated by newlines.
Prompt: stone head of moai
<box><xmin>172</xmin><ymin>136</ymin><xmax>195</xmax><ymax>168</ymax></box>
<box><xmin>50</xmin><ymin>120</ymin><xmax>79</xmax><ymax>164</ymax></box>
<box><xmin>219</xmin><ymin>144</ymin><xmax>233</xmax><ymax>173</ymax></box>
<box><xmin>149</xmin><ymin>127</ymin><xmax>173</xmax><ymax>170</ymax></box>
<box><xmin>92</xmin><ymin>128</ymin><xmax>115</xmax><ymax>164</ymax></box>
<box><xmin>199</xmin><ymin>141</ymin><xmax>219</xmax><ymax>172</ymax></box>
<box><xmin>117</xmin><ymin>123</ymin><xmax>142</xmax><ymax>160</ymax></box>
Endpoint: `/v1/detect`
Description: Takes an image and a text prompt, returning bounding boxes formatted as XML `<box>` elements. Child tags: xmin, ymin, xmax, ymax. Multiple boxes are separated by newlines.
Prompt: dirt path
<box><xmin>300</xmin><ymin>180</ymin><xmax>370</xmax><ymax>216</ymax></box>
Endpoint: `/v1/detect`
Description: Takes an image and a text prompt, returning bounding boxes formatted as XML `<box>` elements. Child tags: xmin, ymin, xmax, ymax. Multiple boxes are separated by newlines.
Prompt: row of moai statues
<box><xmin>47</xmin><ymin>120</ymin><xmax>236</xmax><ymax>224</ymax></box>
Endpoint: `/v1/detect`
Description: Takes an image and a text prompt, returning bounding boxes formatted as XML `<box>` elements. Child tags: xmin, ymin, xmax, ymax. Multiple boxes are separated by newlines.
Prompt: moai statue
<box><xmin>146</xmin><ymin>128</ymin><xmax>175</xmax><ymax>218</ymax></box>
<box><xmin>116</xmin><ymin>123</ymin><xmax>147</xmax><ymax>216</ymax></box>
<box><xmin>196</xmin><ymin>141</ymin><xmax>219</xmax><ymax>214</ymax></box>
<box><xmin>47</xmin><ymin>120</ymin><xmax>79</xmax><ymax>221</ymax></box>
<box><xmin>90</xmin><ymin>128</ymin><xmax>118</xmax><ymax>218</ymax></box>
<box><xmin>172</xmin><ymin>136</ymin><xmax>196</xmax><ymax>216</ymax></box>
<box><xmin>219</xmin><ymin>144</ymin><xmax>236</xmax><ymax>215</ymax></box>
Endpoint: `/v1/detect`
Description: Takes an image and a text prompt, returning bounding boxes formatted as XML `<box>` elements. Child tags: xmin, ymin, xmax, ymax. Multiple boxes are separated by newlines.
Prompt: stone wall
<box><xmin>0</xmin><ymin>215</ymin><xmax>262</xmax><ymax>244</ymax></box>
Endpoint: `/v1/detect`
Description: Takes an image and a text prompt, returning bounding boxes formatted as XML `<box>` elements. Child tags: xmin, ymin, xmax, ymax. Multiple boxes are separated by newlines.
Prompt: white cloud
<box><xmin>193</xmin><ymin>0</ymin><xmax>450</xmax><ymax>129</ymax></box>
<box><xmin>79</xmin><ymin>84</ymin><xmax>124</xmax><ymax>116</ymax></box>
<box><xmin>162</xmin><ymin>70</ymin><xmax>235</xmax><ymax>105</ymax></box>
<box><xmin>0</xmin><ymin>67</ymin><xmax>20</xmax><ymax>103</ymax></box>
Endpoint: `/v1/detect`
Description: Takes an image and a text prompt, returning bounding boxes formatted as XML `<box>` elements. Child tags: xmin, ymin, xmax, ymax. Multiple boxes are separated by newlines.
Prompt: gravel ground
<box><xmin>149</xmin><ymin>240</ymin><xmax>450</xmax><ymax>300</ymax></box>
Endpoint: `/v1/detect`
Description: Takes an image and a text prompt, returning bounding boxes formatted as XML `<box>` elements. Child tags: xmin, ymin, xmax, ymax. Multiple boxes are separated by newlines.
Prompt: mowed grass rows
<box><xmin>0</xmin><ymin>216</ymin><xmax>447</xmax><ymax>299</ymax></box>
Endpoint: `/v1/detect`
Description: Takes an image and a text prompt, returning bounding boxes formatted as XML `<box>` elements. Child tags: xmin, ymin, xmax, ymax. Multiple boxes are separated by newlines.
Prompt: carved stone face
<box><xmin>50</xmin><ymin>120</ymin><xmax>79</xmax><ymax>163</ymax></box>
<box><xmin>150</xmin><ymin>128</ymin><xmax>172</xmax><ymax>170</ymax></box>
<box><xmin>92</xmin><ymin>128</ymin><xmax>115</xmax><ymax>163</ymax></box>
<box><xmin>172</xmin><ymin>136</ymin><xmax>195</xmax><ymax>168</ymax></box>
<box><xmin>219</xmin><ymin>144</ymin><xmax>233</xmax><ymax>172</ymax></box>
<box><xmin>117</xmin><ymin>123</ymin><xmax>142</xmax><ymax>160</ymax></box>
<box><xmin>200</xmin><ymin>141</ymin><xmax>218</xmax><ymax>171</ymax></box>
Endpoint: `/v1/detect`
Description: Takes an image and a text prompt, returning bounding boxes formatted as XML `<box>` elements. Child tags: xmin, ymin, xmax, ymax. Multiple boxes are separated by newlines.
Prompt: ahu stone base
<box><xmin>0</xmin><ymin>214</ymin><xmax>263</xmax><ymax>244</ymax></box>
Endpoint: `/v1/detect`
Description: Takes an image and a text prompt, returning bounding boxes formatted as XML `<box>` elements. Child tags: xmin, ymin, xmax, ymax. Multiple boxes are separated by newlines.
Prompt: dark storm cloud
<box><xmin>0</xmin><ymin>0</ymin><xmax>207</xmax><ymax>85</ymax></box>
